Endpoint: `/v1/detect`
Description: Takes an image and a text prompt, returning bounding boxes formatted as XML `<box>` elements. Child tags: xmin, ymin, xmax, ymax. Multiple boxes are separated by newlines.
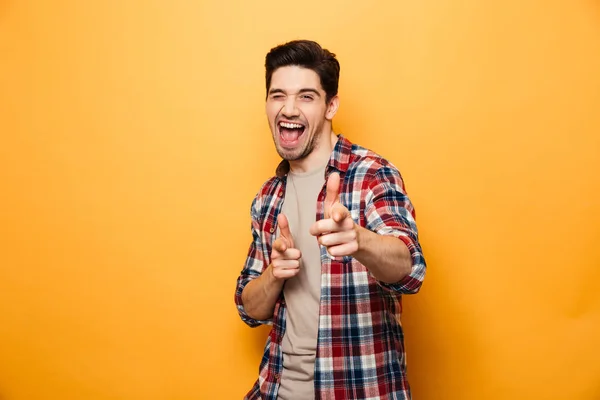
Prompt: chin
<box><xmin>277</xmin><ymin>147</ymin><xmax>304</xmax><ymax>162</ymax></box>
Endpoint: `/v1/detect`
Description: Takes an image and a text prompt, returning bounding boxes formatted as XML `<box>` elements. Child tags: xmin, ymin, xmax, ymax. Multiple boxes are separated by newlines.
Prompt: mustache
<box><xmin>276</xmin><ymin>113</ymin><xmax>306</xmax><ymax>125</ymax></box>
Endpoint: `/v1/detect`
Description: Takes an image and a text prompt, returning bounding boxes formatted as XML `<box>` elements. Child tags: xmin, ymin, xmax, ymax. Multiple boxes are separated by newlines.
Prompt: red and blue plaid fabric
<box><xmin>235</xmin><ymin>135</ymin><xmax>426</xmax><ymax>400</ymax></box>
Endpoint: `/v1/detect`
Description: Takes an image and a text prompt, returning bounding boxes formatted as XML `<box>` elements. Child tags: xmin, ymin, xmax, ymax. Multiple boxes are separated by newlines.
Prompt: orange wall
<box><xmin>1</xmin><ymin>1</ymin><xmax>599</xmax><ymax>399</ymax></box>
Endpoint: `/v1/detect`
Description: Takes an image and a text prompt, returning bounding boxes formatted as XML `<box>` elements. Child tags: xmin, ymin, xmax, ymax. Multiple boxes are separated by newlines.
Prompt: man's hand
<box><xmin>271</xmin><ymin>213</ymin><xmax>302</xmax><ymax>280</ymax></box>
<box><xmin>310</xmin><ymin>173</ymin><xmax>358</xmax><ymax>257</ymax></box>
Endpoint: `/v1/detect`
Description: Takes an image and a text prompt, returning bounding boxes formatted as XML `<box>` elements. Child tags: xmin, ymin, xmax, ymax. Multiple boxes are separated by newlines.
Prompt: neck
<box><xmin>289</xmin><ymin>130</ymin><xmax>339</xmax><ymax>174</ymax></box>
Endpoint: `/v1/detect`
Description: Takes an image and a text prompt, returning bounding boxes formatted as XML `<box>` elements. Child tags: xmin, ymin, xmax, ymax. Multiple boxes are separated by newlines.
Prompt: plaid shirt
<box><xmin>235</xmin><ymin>135</ymin><xmax>426</xmax><ymax>400</ymax></box>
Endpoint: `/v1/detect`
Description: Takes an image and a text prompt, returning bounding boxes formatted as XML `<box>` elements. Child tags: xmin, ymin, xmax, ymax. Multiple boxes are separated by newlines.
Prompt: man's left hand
<box><xmin>309</xmin><ymin>172</ymin><xmax>359</xmax><ymax>257</ymax></box>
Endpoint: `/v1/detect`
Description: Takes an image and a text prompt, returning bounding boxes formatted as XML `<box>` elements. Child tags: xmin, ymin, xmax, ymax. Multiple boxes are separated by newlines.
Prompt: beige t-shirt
<box><xmin>276</xmin><ymin>164</ymin><xmax>326</xmax><ymax>400</ymax></box>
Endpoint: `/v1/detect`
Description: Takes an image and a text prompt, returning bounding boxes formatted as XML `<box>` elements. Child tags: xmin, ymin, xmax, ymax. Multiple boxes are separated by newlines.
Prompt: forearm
<box><xmin>354</xmin><ymin>225</ymin><xmax>412</xmax><ymax>284</ymax></box>
<box><xmin>241</xmin><ymin>264</ymin><xmax>284</xmax><ymax>321</ymax></box>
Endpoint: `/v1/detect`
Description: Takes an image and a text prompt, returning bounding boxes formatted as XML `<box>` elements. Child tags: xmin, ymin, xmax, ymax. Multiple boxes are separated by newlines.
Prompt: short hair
<box><xmin>265</xmin><ymin>40</ymin><xmax>340</xmax><ymax>103</ymax></box>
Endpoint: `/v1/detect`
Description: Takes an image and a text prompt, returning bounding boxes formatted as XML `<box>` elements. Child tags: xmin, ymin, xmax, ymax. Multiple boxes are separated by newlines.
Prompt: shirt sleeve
<box><xmin>363</xmin><ymin>166</ymin><xmax>427</xmax><ymax>295</ymax></box>
<box><xmin>234</xmin><ymin>193</ymin><xmax>273</xmax><ymax>327</ymax></box>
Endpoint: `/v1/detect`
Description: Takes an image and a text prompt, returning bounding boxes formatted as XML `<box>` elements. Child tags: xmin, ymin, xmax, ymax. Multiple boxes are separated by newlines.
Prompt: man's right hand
<box><xmin>270</xmin><ymin>213</ymin><xmax>301</xmax><ymax>280</ymax></box>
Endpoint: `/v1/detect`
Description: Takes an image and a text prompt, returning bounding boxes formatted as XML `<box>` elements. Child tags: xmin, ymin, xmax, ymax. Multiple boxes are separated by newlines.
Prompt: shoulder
<box><xmin>346</xmin><ymin>141</ymin><xmax>403</xmax><ymax>183</ymax></box>
<box><xmin>256</xmin><ymin>176</ymin><xmax>281</xmax><ymax>197</ymax></box>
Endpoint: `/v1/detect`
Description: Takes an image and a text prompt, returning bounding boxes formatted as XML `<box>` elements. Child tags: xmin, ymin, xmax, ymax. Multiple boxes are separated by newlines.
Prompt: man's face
<box><xmin>266</xmin><ymin>66</ymin><xmax>334</xmax><ymax>162</ymax></box>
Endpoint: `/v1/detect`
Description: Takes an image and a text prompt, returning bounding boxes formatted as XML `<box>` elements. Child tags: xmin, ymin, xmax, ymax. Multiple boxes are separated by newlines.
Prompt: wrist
<box><xmin>262</xmin><ymin>264</ymin><xmax>277</xmax><ymax>298</ymax></box>
<box><xmin>354</xmin><ymin>224</ymin><xmax>369</xmax><ymax>257</ymax></box>
<box><xmin>267</xmin><ymin>264</ymin><xmax>277</xmax><ymax>284</ymax></box>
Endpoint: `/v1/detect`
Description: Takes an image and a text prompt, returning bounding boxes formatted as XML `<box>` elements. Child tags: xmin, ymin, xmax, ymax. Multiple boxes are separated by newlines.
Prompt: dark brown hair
<box><xmin>265</xmin><ymin>40</ymin><xmax>340</xmax><ymax>103</ymax></box>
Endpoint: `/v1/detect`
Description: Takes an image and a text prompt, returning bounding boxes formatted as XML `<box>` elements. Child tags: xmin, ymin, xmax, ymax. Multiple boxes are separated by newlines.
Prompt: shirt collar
<box><xmin>275</xmin><ymin>134</ymin><xmax>352</xmax><ymax>179</ymax></box>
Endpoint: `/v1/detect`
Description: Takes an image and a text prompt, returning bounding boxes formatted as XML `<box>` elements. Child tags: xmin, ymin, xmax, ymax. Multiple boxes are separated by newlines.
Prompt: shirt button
<box><xmin>278</xmin><ymin>191</ymin><xmax>283</xmax><ymax>197</ymax></box>
<box><xmin>274</xmin><ymin>373</ymin><xmax>280</xmax><ymax>380</ymax></box>
<box><xmin>270</xmin><ymin>227</ymin><xmax>275</xmax><ymax>233</ymax></box>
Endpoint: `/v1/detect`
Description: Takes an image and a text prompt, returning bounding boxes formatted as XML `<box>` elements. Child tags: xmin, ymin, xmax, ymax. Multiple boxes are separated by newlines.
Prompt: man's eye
<box><xmin>301</xmin><ymin>95</ymin><xmax>314</xmax><ymax>100</ymax></box>
<box><xmin>272</xmin><ymin>95</ymin><xmax>284</xmax><ymax>100</ymax></box>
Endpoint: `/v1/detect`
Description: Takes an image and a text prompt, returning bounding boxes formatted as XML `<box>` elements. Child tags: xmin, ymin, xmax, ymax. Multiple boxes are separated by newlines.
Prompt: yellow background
<box><xmin>1</xmin><ymin>0</ymin><xmax>599</xmax><ymax>399</ymax></box>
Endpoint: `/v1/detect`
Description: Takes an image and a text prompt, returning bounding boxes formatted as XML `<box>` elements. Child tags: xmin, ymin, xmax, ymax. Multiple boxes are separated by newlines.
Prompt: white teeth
<box><xmin>280</xmin><ymin>122</ymin><xmax>304</xmax><ymax>129</ymax></box>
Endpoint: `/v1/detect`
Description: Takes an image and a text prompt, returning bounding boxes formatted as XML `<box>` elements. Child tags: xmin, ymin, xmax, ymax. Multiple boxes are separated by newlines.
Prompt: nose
<box><xmin>281</xmin><ymin>96</ymin><xmax>300</xmax><ymax>118</ymax></box>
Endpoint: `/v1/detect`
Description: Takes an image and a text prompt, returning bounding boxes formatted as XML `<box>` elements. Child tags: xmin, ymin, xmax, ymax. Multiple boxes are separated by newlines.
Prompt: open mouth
<box><xmin>278</xmin><ymin>121</ymin><xmax>306</xmax><ymax>147</ymax></box>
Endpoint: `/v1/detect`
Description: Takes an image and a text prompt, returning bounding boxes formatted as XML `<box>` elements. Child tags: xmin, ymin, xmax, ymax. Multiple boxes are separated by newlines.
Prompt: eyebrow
<box><xmin>268</xmin><ymin>88</ymin><xmax>321</xmax><ymax>97</ymax></box>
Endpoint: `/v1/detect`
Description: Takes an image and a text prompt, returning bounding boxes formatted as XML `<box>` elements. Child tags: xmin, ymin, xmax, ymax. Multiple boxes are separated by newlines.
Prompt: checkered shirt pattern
<box><xmin>235</xmin><ymin>135</ymin><xmax>426</xmax><ymax>400</ymax></box>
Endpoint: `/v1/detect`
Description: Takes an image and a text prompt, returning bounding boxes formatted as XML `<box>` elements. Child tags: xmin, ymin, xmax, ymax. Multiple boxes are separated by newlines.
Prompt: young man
<box><xmin>234</xmin><ymin>40</ymin><xmax>426</xmax><ymax>400</ymax></box>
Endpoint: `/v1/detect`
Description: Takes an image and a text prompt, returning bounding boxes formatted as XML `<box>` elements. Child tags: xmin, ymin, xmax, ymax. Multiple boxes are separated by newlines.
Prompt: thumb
<box><xmin>331</xmin><ymin>202</ymin><xmax>350</xmax><ymax>223</ymax></box>
<box><xmin>277</xmin><ymin>213</ymin><xmax>294</xmax><ymax>247</ymax></box>
<box><xmin>324</xmin><ymin>172</ymin><xmax>341</xmax><ymax>219</ymax></box>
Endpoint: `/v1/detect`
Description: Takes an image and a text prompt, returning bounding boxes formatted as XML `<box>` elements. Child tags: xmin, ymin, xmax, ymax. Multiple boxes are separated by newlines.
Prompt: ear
<box><xmin>325</xmin><ymin>95</ymin><xmax>340</xmax><ymax>120</ymax></box>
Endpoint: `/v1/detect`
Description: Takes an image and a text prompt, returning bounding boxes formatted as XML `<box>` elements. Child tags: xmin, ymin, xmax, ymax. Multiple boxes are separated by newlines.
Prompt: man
<box><xmin>234</xmin><ymin>40</ymin><xmax>426</xmax><ymax>400</ymax></box>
